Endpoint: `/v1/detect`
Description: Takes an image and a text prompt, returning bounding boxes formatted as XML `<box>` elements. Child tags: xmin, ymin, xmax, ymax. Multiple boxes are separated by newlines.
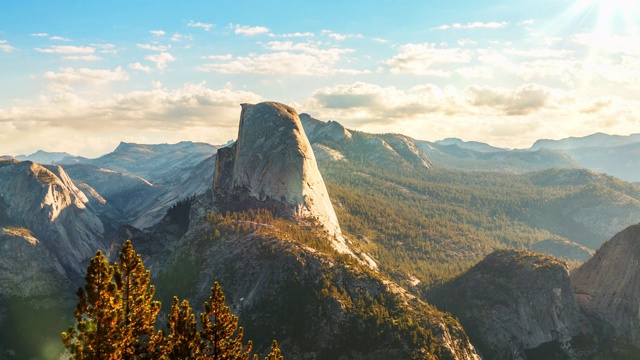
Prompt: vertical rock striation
<box><xmin>213</xmin><ymin>102</ymin><xmax>342</xmax><ymax>240</ymax></box>
<box><xmin>571</xmin><ymin>223</ymin><xmax>640</xmax><ymax>348</ymax></box>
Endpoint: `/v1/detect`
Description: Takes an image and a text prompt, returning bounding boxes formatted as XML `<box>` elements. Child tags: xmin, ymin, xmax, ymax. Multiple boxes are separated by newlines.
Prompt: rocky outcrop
<box><xmin>430</xmin><ymin>250</ymin><xmax>591</xmax><ymax>359</ymax></box>
<box><xmin>0</xmin><ymin>227</ymin><xmax>72</xmax><ymax>303</ymax></box>
<box><xmin>0</xmin><ymin>160</ymin><xmax>106</xmax><ymax>280</ymax></box>
<box><xmin>299</xmin><ymin>114</ymin><xmax>433</xmax><ymax>170</ymax></box>
<box><xmin>147</xmin><ymin>200</ymin><xmax>480</xmax><ymax>360</ymax></box>
<box><xmin>213</xmin><ymin>102</ymin><xmax>342</xmax><ymax>240</ymax></box>
<box><xmin>571</xmin><ymin>223</ymin><xmax>640</xmax><ymax>347</ymax></box>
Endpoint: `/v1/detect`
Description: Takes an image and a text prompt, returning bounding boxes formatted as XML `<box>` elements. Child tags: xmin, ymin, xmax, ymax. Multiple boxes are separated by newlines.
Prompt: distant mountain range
<box><xmin>1</xmin><ymin>107</ymin><xmax>640</xmax><ymax>359</ymax></box>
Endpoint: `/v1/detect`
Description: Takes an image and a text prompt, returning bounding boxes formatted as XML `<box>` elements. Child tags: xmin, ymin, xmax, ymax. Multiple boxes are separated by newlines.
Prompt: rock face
<box><xmin>571</xmin><ymin>223</ymin><xmax>640</xmax><ymax>347</ymax></box>
<box><xmin>213</xmin><ymin>102</ymin><xmax>342</xmax><ymax>238</ymax></box>
<box><xmin>0</xmin><ymin>160</ymin><xmax>106</xmax><ymax>280</ymax></box>
<box><xmin>142</xmin><ymin>198</ymin><xmax>481</xmax><ymax>360</ymax></box>
<box><xmin>430</xmin><ymin>250</ymin><xmax>591</xmax><ymax>359</ymax></box>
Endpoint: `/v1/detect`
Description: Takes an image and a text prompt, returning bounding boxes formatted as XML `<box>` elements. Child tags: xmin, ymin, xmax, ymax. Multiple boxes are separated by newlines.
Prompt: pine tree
<box><xmin>264</xmin><ymin>340</ymin><xmax>283</xmax><ymax>360</ymax></box>
<box><xmin>200</xmin><ymin>282</ymin><xmax>252</xmax><ymax>360</ymax></box>
<box><xmin>164</xmin><ymin>297</ymin><xmax>202</xmax><ymax>359</ymax></box>
<box><xmin>62</xmin><ymin>250</ymin><xmax>124</xmax><ymax>359</ymax></box>
<box><xmin>115</xmin><ymin>240</ymin><xmax>163</xmax><ymax>358</ymax></box>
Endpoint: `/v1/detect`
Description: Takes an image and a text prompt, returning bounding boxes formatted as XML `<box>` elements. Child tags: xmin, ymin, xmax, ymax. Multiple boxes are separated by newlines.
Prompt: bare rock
<box><xmin>213</xmin><ymin>102</ymin><xmax>342</xmax><ymax>239</ymax></box>
<box><xmin>431</xmin><ymin>249</ymin><xmax>591</xmax><ymax>359</ymax></box>
<box><xmin>571</xmin><ymin>223</ymin><xmax>640</xmax><ymax>347</ymax></box>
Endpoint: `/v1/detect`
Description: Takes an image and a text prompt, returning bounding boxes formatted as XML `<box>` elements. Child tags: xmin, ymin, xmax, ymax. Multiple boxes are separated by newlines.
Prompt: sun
<box><xmin>572</xmin><ymin>0</ymin><xmax>640</xmax><ymax>35</ymax></box>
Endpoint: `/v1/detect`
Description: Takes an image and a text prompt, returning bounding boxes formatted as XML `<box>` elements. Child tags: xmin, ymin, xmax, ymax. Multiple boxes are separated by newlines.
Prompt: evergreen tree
<box><xmin>200</xmin><ymin>282</ymin><xmax>252</xmax><ymax>360</ymax></box>
<box><xmin>164</xmin><ymin>297</ymin><xmax>202</xmax><ymax>359</ymax></box>
<box><xmin>264</xmin><ymin>340</ymin><xmax>283</xmax><ymax>360</ymax></box>
<box><xmin>115</xmin><ymin>240</ymin><xmax>163</xmax><ymax>358</ymax></box>
<box><xmin>62</xmin><ymin>250</ymin><xmax>124</xmax><ymax>359</ymax></box>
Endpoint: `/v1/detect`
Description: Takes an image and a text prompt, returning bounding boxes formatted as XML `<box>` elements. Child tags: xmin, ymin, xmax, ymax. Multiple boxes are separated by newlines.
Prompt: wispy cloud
<box><xmin>0</xmin><ymin>83</ymin><xmax>263</xmax><ymax>156</ymax></box>
<box><xmin>30</xmin><ymin>33</ymin><xmax>49</xmax><ymax>37</ymax></box>
<box><xmin>0</xmin><ymin>40</ymin><xmax>16</xmax><ymax>52</ymax></box>
<box><xmin>35</xmin><ymin>45</ymin><xmax>95</xmax><ymax>54</ymax></box>
<box><xmin>137</xmin><ymin>43</ymin><xmax>171</xmax><ymax>51</ymax></box>
<box><xmin>188</xmin><ymin>21</ymin><xmax>214</xmax><ymax>31</ymax></box>
<box><xmin>50</xmin><ymin>36</ymin><xmax>71</xmax><ymax>42</ymax></box>
<box><xmin>199</xmin><ymin>41</ymin><xmax>366</xmax><ymax>75</ymax></box>
<box><xmin>386</xmin><ymin>43</ymin><xmax>472</xmax><ymax>75</ymax></box>
<box><xmin>43</xmin><ymin>66</ymin><xmax>128</xmax><ymax>88</ymax></box>
<box><xmin>322</xmin><ymin>30</ymin><xmax>363</xmax><ymax>41</ymax></box>
<box><xmin>372</xmin><ymin>38</ymin><xmax>388</xmax><ymax>43</ymax></box>
<box><xmin>433</xmin><ymin>21</ymin><xmax>510</xmax><ymax>30</ymax></box>
<box><xmin>92</xmin><ymin>43</ymin><xmax>118</xmax><ymax>54</ymax></box>
<box><xmin>128</xmin><ymin>62</ymin><xmax>153</xmax><ymax>73</ymax></box>
<box><xmin>465</xmin><ymin>83</ymin><xmax>553</xmax><ymax>115</ymax></box>
<box><xmin>203</xmin><ymin>54</ymin><xmax>233</xmax><ymax>60</ymax></box>
<box><xmin>233</xmin><ymin>24</ymin><xmax>270</xmax><ymax>36</ymax></box>
<box><xmin>269</xmin><ymin>32</ymin><xmax>315</xmax><ymax>38</ymax></box>
<box><xmin>150</xmin><ymin>30</ymin><xmax>165</xmax><ymax>36</ymax></box>
<box><xmin>63</xmin><ymin>55</ymin><xmax>101</xmax><ymax>61</ymax></box>
<box><xmin>145</xmin><ymin>52</ymin><xmax>175</xmax><ymax>70</ymax></box>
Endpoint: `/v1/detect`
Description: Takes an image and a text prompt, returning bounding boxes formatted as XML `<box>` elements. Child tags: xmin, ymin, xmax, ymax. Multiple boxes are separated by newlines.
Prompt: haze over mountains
<box><xmin>1</xmin><ymin>103</ymin><xmax>640</xmax><ymax>359</ymax></box>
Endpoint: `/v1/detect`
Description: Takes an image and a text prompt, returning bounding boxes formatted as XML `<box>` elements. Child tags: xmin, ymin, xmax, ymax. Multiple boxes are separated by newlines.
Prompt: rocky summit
<box><xmin>572</xmin><ymin>223</ymin><xmax>640</xmax><ymax>347</ymax></box>
<box><xmin>213</xmin><ymin>102</ymin><xmax>344</xmax><ymax>243</ymax></box>
<box><xmin>430</xmin><ymin>249</ymin><xmax>591</xmax><ymax>359</ymax></box>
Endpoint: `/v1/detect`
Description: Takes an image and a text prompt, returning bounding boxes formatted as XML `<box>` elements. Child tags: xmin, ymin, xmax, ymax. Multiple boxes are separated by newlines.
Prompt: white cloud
<box><xmin>386</xmin><ymin>43</ymin><xmax>472</xmax><ymax>75</ymax></box>
<box><xmin>433</xmin><ymin>21</ymin><xmax>510</xmax><ymax>30</ymax></box>
<box><xmin>150</xmin><ymin>30</ymin><xmax>165</xmax><ymax>36</ymax></box>
<box><xmin>0</xmin><ymin>83</ymin><xmax>263</xmax><ymax>156</ymax></box>
<box><xmin>50</xmin><ymin>36</ymin><xmax>71</xmax><ymax>41</ymax></box>
<box><xmin>170</xmin><ymin>33</ymin><xmax>185</xmax><ymax>41</ymax></box>
<box><xmin>63</xmin><ymin>55</ymin><xmax>101</xmax><ymax>61</ymax></box>
<box><xmin>456</xmin><ymin>66</ymin><xmax>494</xmax><ymax>79</ymax></box>
<box><xmin>504</xmin><ymin>48</ymin><xmax>574</xmax><ymax>58</ymax></box>
<box><xmin>199</xmin><ymin>41</ymin><xmax>366</xmax><ymax>75</ymax></box>
<box><xmin>299</xmin><ymin>82</ymin><xmax>640</xmax><ymax>149</ymax></box>
<box><xmin>322</xmin><ymin>30</ymin><xmax>363</xmax><ymax>41</ymax></box>
<box><xmin>269</xmin><ymin>32</ymin><xmax>315</xmax><ymax>38</ymax></box>
<box><xmin>203</xmin><ymin>54</ymin><xmax>233</xmax><ymax>60</ymax></box>
<box><xmin>234</xmin><ymin>24</ymin><xmax>270</xmax><ymax>36</ymax></box>
<box><xmin>465</xmin><ymin>83</ymin><xmax>555</xmax><ymax>115</ymax></box>
<box><xmin>0</xmin><ymin>40</ymin><xmax>15</xmax><ymax>52</ymax></box>
<box><xmin>145</xmin><ymin>52</ymin><xmax>175</xmax><ymax>70</ymax></box>
<box><xmin>372</xmin><ymin>38</ymin><xmax>388</xmax><ymax>43</ymax></box>
<box><xmin>188</xmin><ymin>21</ymin><xmax>214</xmax><ymax>31</ymax></box>
<box><xmin>137</xmin><ymin>43</ymin><xmax>171</xmax><ymax>51</ymax></box>
<box><xmin>128</xmin><ymin>62</ymin><xmax>153</xmax><ymax>73</ymax></box>
<box><xmin>35</xmin><ymin>45</ymin><xmax>95</xmax><ymax>54</ymax></box>
<box><xmin>302</xmin><ymin>82</ymin><xmax>463</xmax><ymax>125</ymax></box>
<box><xmin>92</xmin><ymin>43</ymin><xmax>118</xmax><ymax>54</ymax></box>
<box><xmin>43</xmin><ymin>66</ymin><xmax>128</xmax><ymax>88</ymax></box>
<box><xmin>31</xmin><ymin>33</ymin><xmax>49</xmax><ymax>37</ymax></box>
<box><xmin>458</xmin><ymin>39</ymin><xmax>478</xmax><ymax>46</ymax></box>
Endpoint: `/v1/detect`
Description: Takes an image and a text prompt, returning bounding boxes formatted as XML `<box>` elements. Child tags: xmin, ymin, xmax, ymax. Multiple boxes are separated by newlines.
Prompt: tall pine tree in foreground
<box><xmin>62</xmin><ymin>250</ymin><xmax>124</xmax><ymax>359</ymax></box>
<box><xmin>164</xmin><ymin>297</ymin><xmax>202</xmax><ymax>358</ymax></box>
<box><xmin>200</xmin><ymin>282</ymin><xmax>253</xmax><ymax>360</ymax></box>
<box><xmin>115</xmin><ymin>240</ymin><xmax>163</xmax><ymax>358</ymax></box>
<box><xmin>62</xmin><ymin>241</ymin><xmax>283</xmax><ymax>359</ymax></box>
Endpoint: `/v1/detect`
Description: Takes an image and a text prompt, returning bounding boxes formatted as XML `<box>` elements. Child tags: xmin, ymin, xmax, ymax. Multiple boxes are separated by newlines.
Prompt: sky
<box><xmin>1</xmin><ymin>0</ymin><xmax>640</xmax><ymax>157</ymax></box>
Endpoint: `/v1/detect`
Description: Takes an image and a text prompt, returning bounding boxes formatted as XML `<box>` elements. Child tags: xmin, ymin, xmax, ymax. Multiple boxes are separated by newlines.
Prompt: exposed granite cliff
<box><xmin>0</xmin><ymin>160</ymin><xmax>106</xmax><ymax>280</ymax></box>
<box><xmin>430</xmin><ymin>250</ymin><xmax>591</xmax><ymax>359</ymax></box>
<box><xmin>571</xmin><ymin>223</ymin><xmax>640</xmax><ymax>348</ymax></box>
<box><xmin>213</xmin><ymin>102</ymin><xmax>344</xmax><ymax>245</ymax></box>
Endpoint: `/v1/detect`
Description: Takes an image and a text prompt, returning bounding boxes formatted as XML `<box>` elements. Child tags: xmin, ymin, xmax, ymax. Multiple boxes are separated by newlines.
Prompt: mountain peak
<box><xmin>213</xmin><ymin>102</ymin><xmax>345</xmax><ymax>243</ymax></box>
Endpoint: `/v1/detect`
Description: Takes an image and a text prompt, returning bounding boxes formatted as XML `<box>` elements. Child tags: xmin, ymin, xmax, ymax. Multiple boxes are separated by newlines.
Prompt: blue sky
<box><xmin>1</xmin><ymin>0</ymin><xmax>639</xmax><ymax>157</ymax></box>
